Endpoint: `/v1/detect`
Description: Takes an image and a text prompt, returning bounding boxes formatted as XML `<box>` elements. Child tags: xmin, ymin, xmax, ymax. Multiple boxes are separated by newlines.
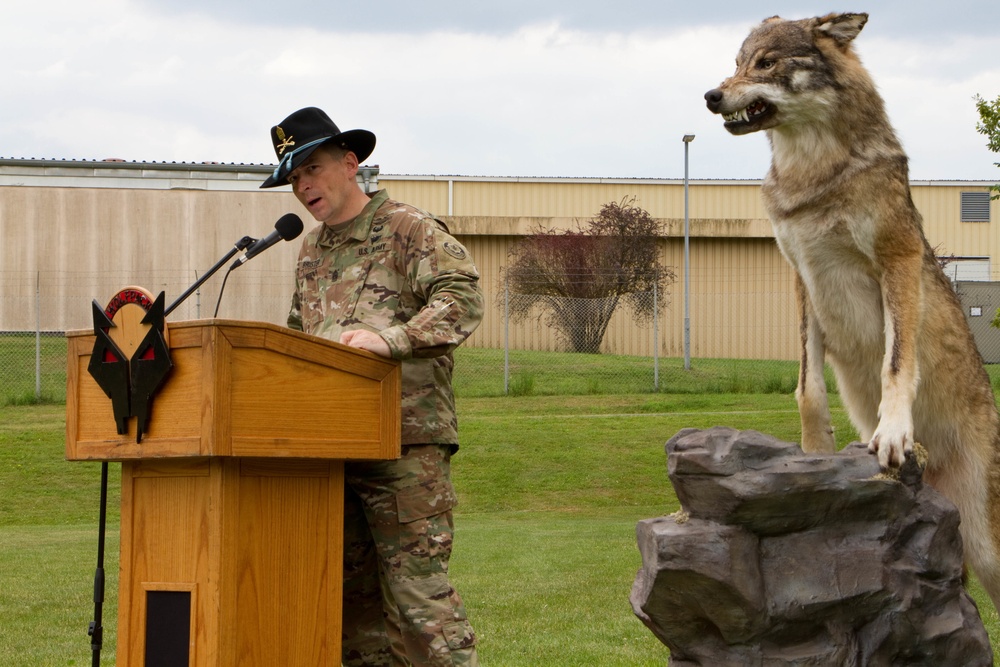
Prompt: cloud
<box><xmin>860</xmin><ymin>34</ymin><xmax>1000</xmax><ymax>180</ymax></box>
<box><xmin>1</xmin><ymin>1</ymin><xmax>997</xmax><ymax>181</ymax></box>
<box><xmin>133</xmin><ymin>0</ymin><xmax>1000</xmax><ymax>39</ymax></box>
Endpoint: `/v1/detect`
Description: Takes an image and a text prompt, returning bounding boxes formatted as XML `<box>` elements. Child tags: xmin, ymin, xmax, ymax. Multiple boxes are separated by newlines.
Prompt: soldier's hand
<box><xmin>340</xmin><ymin>329</ymin><xmax>391</xmax><ymax>358</ymax></box>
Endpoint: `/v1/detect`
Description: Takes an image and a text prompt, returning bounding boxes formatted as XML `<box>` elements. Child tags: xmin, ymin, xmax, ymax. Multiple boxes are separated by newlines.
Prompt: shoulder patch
<box><xmin>442</xmin><ymin>241</ymin><xmax>467</xmax><ymax>260</ymax></box>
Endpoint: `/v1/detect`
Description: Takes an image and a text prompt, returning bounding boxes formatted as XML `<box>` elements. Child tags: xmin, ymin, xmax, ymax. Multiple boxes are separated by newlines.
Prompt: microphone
<box><xmin>231</xmin><ymin>213</ymin><xmax>304</xmax><ymax>269</ymax></box>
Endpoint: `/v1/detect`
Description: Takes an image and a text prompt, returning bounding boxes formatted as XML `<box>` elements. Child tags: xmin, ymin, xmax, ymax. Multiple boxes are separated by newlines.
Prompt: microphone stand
<box><xmin>164</xmin><ymin>236</ymin><xmax>256</xmax><ymax>318</ymax></box>
<box><xmin>88</xmin><ymin>462</ymin><xmax>108</xmax><ymax>667</ymax></box>
<box><xmin>84</xmin><ymin>234</ymin><xmax>259</xmax><ymax>662</ymax></box>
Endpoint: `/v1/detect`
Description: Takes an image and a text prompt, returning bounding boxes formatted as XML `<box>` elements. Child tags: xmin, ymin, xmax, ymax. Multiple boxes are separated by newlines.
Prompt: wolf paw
<box><xmin>868</xmin><ymin>427</ymin><xmax>912</xmax><ymax>469</ymax></box>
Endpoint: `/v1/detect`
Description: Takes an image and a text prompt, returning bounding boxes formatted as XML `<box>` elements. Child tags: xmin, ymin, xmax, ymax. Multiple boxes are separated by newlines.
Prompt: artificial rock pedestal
<box><xmin>630</xmin><ymin>427</ymin><xmax>992</xmax><ymax>666</ymax></box>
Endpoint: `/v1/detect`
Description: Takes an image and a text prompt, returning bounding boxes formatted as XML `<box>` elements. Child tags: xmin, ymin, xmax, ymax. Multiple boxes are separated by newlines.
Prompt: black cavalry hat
<box><xmin>260</xmin><ymin>107</ymin><xmax>376</xmax><ymax>188</ymax></box>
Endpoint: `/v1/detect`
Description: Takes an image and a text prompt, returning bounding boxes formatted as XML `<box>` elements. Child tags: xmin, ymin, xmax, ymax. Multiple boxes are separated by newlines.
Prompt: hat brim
<box><xmin>259</xmin><ymin>129</ymin><xmax>376</xmax><ymax>189</ymax></box>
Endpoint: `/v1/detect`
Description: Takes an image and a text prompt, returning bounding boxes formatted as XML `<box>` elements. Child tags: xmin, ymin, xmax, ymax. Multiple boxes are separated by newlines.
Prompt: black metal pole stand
<box><xmin>88</xmin><ymin>462</ymin><xmax>109</xmax><ymax>667</ymax></box>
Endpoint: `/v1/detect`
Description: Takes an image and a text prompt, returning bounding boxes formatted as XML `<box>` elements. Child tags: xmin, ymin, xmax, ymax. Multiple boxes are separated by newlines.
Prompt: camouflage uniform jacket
<box><xmin>288</xmin><ymin>189</ymin><xmax>483</xmax><ymax>446</ymax></box>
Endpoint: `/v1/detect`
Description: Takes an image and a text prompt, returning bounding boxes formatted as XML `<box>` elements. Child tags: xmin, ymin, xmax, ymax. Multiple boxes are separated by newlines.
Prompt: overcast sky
<box><xmin>4</xmin><ymin>1</ymin><xmax>998</xmax><ymax>181</ymax></box>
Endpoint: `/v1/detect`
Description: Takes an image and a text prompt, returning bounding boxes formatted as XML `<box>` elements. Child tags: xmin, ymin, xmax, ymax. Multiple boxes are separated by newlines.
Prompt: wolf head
<box><xmin>705</xmin><ymin>13</ymin><xmax>873</xmax><ymax>136</ymax></box>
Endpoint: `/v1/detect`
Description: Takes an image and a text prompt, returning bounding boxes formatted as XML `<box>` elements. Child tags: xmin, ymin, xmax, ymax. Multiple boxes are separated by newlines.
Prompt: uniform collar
<box><xmin>317</xmin><ymin>189</ymin><xmax>389</xmax><ymax>247</ymax></box>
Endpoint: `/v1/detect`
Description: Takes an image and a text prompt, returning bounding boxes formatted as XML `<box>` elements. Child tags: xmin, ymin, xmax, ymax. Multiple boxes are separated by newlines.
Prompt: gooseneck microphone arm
<box><xmin>163</xmin><ymin>235</ymin><xmax>256</xmax><ymax>318</ymax></box>
<box><xmin>165</xmin><ymin>214</ymin><xmax>304</xmax><ymax>319</ymax></box>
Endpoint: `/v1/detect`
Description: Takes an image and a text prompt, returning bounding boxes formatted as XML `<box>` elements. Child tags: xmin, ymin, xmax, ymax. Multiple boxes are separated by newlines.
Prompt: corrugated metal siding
<box><xmin>381</xmin><ymin>177</ymin><xmax>770</xmax><ymax>220</ymax></box>
<box><xmin>454</xmin><ymin>182</ymin><xmax>674</xmax><ymax>218</ymax></box>
<box><xmin>0</xmin><ymin>185</ymin><xmax>300</xmax><ymax>330</ymax></box>
<box><xmin>0</xmin><ymin>172</ymin><xmax>994</xmax><ymax>363</ymax></box>
<box><xmin>459</xmin><ymin>231</ymin><xmax>798</xmax><ymax>359</ymax></box>
<box><xmin>914</xmin><ymin>186</ymin><xmax>1000</xmax><ymax>278</ymax></box>
<box><xmin>377</xmin><ymin>179</ymin><xmax>451</xmax><ymax>216</ymax></box>
<box><xmin>687</xmin><ymin>184</ymin><xmax>769</xmax><ymax>220</ymax></box>
<box><xmin>455</xmin><ymin>234</ymin><xmax>509</xmax><ymax>350</ymax></box>
<box><xmin>686</xmin><ymin>238</ymin><xmax>797</xmax><ymax>360</ymax></box>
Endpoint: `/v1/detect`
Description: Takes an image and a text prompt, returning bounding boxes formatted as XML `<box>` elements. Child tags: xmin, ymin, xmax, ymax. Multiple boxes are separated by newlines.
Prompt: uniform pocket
<box><xmin>295</xmin><ymin>263</ymin><xmax>325</xmax><ymax>333</ymax></box>
<box><xmin>394</xmin><ymin>480</ymin><xmax>457</xmax><ymax>575</ymax></box>
<box><xmin>442</xmin><ymin>619</ymin><xmax>477</xmax><ymax>651</ymax></box>
<box><xmin>396</xmin><ymin>479</ymin><xmax>457</xmax><ymax>523</ymax></box>
<box><xmin>339</xmin><ymin>258</ymin><xmax>373</xmax><ymax>324</ymax></box>
<box><xmin>344</xmin><ymin>258</ymin><xmax>401</xmax><ymax>331</ymax></box>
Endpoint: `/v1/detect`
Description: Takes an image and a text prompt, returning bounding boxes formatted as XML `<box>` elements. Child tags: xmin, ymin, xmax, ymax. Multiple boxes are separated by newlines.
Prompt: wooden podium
<box><xmin>65</xmin><ymin>319</ymin><xmax>401</xmax><ymax>666</ymax></box>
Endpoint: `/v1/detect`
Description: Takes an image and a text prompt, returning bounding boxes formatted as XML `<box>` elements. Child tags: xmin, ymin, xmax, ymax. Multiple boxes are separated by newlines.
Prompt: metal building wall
<box><xmin>1</xmin><ymin>161</ymin><xmax>995</xmax><ymax>363</ymax></box>
<box><xmin>381</xmin><ymin>176</ymin><xmax>768</xmax><ymax>220</ymax></box>
<box><xmin>456</xmin><ymin>229</ymin><xmax>796</xmax><ymax>359</ymax></box>
<box><xmin>913</xmin><ymin>184</ymin><xmax>1000</xmax><ymax>275</ymax></box>
<box><xmin>0</xmin><ymin>184</ymin><xmax>301</xmax><ymax>331</ymax></box>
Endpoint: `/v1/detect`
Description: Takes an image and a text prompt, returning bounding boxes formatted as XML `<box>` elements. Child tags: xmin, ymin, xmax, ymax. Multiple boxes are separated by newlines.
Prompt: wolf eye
<box><xmin>758</xmin><ymin>59</ymin><xmax>776</xmax><ymax>70</ymax></box>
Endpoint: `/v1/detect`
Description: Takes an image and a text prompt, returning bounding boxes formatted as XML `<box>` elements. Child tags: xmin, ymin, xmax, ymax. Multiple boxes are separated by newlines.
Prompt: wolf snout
<box><xmin>705</xmin><ymin>88</ymin><xmax>724</xmax><ymax>113</ymax></box>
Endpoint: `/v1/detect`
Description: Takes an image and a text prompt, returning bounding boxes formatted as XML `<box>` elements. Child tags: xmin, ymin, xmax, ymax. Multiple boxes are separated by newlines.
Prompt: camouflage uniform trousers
<box><xmin>342</xmin><ymin>444</ymin><xmax>478</xmax><ymax>667</ymax></box>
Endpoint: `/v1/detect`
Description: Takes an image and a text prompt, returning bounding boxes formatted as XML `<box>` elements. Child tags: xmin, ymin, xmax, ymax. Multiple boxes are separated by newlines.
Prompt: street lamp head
<box><xmin>682</xmin><ymin>134</ymin><xmax>696</xmax><ymax>143</ymax></box>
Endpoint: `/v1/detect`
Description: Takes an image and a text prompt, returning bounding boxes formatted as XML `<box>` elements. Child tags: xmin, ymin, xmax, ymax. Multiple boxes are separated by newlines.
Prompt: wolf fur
<box><xmin>705</xmin><ymin>12</ymin><xmax>1000</xmax><ymax>611</ymax></box>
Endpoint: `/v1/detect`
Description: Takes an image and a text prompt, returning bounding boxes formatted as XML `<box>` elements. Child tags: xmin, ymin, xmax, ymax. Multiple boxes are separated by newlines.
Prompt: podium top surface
<box><xmin>66</xmin><ymin>319</ymin><xmax>402</xmax><ymax>462</ymax></box>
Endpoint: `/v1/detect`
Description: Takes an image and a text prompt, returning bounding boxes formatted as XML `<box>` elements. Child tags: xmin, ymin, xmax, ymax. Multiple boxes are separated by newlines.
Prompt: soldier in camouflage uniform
<box><xmin>261</xmin><ymin>107</ymin><xmax>482</xmax><ymax>666</ymax></box>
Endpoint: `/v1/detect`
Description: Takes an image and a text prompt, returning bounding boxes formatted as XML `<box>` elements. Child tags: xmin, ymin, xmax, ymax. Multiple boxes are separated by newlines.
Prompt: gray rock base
<box><xmin>630</xmin><ymin>427</ymin><xmax>992</xmax><ymax>666</ymax></box>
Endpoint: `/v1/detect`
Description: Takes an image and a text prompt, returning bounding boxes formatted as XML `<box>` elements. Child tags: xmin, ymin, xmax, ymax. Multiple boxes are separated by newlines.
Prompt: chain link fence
<box><xmin>954</xmin><ymin>281</ymin><xmax>1000</xmax><ymax>363</ymax></box>
<box><xmin>493</xmin><ymin>269</ymin><xmax>804</xmax><ymax>397</ymax></box>
<box><xmin>496</xmin><ymin>265</ymin><xmax>675</xmax><ymax>395</ymax></box>
<box><xmin>499</xmin><ymin>283</ymin><xmax>665</xmax><ymax>395</ymax></box>
<box><xmin>5</xmin><ymin>270</ymin><xmax>1000</xmax><ymax>404</ymax></box>
<box><xmin>0</xmin><ymin>269</ymin><xmax>291</xmax><ymax>405</ymax></box>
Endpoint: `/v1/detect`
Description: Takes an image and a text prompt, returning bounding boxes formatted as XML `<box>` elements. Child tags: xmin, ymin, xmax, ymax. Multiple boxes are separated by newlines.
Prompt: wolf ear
<box><xmin>814</xmin><ymin>13</ymin><xmax>869</xmax><ymax>45</ymax></box>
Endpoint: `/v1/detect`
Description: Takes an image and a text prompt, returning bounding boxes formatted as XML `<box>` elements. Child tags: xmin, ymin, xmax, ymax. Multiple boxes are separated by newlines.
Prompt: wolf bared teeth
<box><xmin>723</xmin><ymin>102</ymin><xmax>769</xmax><ymax>124</ymax></box>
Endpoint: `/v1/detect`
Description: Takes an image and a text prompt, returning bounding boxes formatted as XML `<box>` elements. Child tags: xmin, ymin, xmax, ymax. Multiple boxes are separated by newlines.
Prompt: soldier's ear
<box><xmin>814</xmin><ymin>13</ymin><xmax>868</xmax><ymax>45</ymax></box>
<box><xmin>343</xmin><ymin>149</ymin><xmax>360</xmax><ymax>173</ymax></box>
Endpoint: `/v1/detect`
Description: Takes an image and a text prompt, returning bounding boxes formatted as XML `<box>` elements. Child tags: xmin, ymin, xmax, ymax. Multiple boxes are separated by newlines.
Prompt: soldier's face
<box><xmin>288</xmin><ymin>148</ymin><xmax>360</xmax><ymax>225</ymax></box>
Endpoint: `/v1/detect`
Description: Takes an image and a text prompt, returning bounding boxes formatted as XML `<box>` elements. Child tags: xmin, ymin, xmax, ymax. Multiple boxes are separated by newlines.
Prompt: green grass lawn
<box><xmin>4</xmin><ymin>347</ymin><xmax>1000</xmax><ymax>664</ymax></box>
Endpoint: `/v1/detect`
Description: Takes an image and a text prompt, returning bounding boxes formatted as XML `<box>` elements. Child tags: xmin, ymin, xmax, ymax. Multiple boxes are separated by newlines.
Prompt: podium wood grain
<box><xmin>66</xmin><ymin>319</ymin><xmax>401</xmax><ymax>666</ymax></box>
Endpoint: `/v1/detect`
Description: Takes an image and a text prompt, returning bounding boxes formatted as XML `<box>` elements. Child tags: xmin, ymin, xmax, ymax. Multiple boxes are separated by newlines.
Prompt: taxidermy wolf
<box><xmin>705</xmin><ymin>12</ymin><xmax>1000</xmax><ymax>611</ymax></box>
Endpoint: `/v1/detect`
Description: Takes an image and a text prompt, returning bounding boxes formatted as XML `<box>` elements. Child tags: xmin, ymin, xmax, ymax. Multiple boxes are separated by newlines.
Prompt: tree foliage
<box><xmin>974</xmin><ymin>95</ymin><xmax>1000</xmax><ymax>329</ymax></box>
<box><xmin>501</xmin><ymin>197</ymin><xmax>675</xmax><ymax>353</ymax></box>
<box><xmin>974</xmin><ymin>93</ymin><xmax>1000</xmax><ymax>200</ymax></box>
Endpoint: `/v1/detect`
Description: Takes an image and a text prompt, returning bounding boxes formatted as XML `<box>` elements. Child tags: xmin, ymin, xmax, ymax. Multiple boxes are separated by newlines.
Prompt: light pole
<box><xmin>682</xmin><ymin>134</ymin><xmax>695</xmax><ymax>371</ymax></box>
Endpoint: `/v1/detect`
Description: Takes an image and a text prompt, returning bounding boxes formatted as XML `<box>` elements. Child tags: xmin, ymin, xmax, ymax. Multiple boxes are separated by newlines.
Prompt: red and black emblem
<box><xmin>87</xmin><ymin>287</ymin><xmax>173</xmax><ymax>443</ymax></box>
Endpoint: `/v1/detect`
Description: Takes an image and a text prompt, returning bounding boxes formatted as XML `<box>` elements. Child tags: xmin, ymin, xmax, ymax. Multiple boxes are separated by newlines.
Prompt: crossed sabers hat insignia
<box><xmin>275</xmin><ymin>126</ymin><xmax>295</xmax><ymax>155</ymax></box>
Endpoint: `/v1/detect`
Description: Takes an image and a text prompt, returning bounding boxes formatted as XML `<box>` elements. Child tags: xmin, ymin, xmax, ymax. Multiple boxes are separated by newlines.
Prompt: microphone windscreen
<box><xmin>275</xmin><ymin>213</ymin><xmax>304</xmax><ymax>241</ymax></box>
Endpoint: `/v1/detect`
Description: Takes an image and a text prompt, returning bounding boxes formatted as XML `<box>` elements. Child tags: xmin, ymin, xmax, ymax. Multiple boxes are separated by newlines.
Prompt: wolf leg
<box><xmin>869</xmin><ymin>244</ymin><xmax>923</xmax><ymax>468</ymax></box>
<box><xmin>925</xmin><ymin>448</ymin><xmax>1000</xmax><ymax>612</ymax></box>
<box><xmin>795</xmin><ymin>276</ymin><xmax>836</xmax><ymax>453</ymax></box>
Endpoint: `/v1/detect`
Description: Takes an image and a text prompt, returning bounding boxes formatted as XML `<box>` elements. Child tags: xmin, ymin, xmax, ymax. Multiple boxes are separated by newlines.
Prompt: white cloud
<box><xmin>0</xmin><ymin>2</ymin><xmax>997</xmax><ymax>181</ymax></box>
<box><xmin>861</xmin><ymin>34</ymin><xmax>1000</xmax><ymax>179</ymax></box>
